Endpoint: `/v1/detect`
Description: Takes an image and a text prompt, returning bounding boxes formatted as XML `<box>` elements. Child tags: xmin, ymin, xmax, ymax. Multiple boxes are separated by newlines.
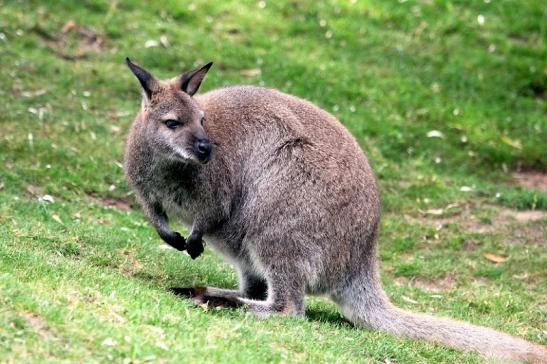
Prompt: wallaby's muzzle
<box><xmin>194</xmin><ymin>138</ymin><xmax>212</xmax><ymax>164</ymax></box>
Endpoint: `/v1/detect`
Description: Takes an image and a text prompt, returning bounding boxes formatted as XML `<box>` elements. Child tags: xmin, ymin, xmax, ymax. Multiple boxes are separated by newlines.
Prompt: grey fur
<box><xmin>123</xmin><ymin>60</ymin><xmax>546</xmax><ymax>363</ymax></box>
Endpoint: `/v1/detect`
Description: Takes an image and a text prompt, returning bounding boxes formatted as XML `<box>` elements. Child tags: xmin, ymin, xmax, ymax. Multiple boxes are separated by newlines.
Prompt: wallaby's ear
<box><xmin>179</xmin><ymin>62</ymin><xmax>213</xmax><ymax>96</ymax></box>
<box><xmin>125</xmin><ymin>57</ymin><xmax>159</xmax><ymax>100</ymax></box>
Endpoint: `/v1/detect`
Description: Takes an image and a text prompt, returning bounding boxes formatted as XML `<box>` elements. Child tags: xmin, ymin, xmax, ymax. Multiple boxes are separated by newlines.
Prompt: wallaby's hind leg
<box><xmin>239</xmin><ymin>270</ymin><xmax>268</xmax><ymax>300</ymax></box>
<box><xmin>235</xmin><ymin>244</ymin><xmax>307</xmax><ymax>317</ymax></box>
<box><xmin>176</xmin><ymin>268</ymin><xmax>306</xmax><ymax>318</ymax></box>
<box><xmin>236</xmin><ymin>271</ymin><xmax>306</xmax><ymax>318</ymax></box>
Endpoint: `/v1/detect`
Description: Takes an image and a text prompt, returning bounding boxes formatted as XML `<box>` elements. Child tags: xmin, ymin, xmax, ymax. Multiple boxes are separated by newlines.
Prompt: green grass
<box><xmin>0</xmin><ymin>0</ymin><xmax>545</xmax><ymax>362</ymax></box>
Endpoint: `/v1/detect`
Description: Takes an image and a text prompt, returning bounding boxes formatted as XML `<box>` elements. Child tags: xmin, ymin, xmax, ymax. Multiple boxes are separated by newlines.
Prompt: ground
<box><xmin>0</xmin><ymin>1</ymin><xmax>545</xmax><ymax>363</ymax></box>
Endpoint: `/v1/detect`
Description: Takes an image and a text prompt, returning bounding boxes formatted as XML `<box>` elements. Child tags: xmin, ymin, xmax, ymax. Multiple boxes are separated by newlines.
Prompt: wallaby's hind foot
<box><xmin>172</xmin><ymin>287</ymin><xmax>244</xmax><ymax>308</ymax></box>
<box><xmin>172</xmin><ymin>285</ymin><xmax>305</xmax><ymax>318</ymax></box>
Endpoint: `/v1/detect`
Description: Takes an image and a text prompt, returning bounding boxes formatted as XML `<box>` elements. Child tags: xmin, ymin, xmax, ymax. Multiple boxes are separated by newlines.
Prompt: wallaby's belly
<box><xmin>163</xmin><ymin>198</ymin><xmax>194</xmax><ymax>228</ymax></box>
<box><xmin>203</xmin><ymin>234</ymin><xmax>248</xmax><ymax>267</ymax></box>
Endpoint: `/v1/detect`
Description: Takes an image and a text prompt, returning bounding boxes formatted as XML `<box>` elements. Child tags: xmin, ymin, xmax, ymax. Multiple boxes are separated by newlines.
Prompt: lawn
<box><xmin>0</xmin><ymin>0</ymin><xmax>545</xmax><ymax>363</ymax></box>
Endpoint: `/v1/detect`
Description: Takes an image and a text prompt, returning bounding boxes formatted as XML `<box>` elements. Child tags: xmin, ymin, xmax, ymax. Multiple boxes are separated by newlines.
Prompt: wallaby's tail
<box><xmin>336</xmin><ymin>281</ymin><xmax>546</xmax><ymax>363</ymax></box>
<box><xmin>364</xmin><ymin>304</ymin><xmax>546</xmax><ymax>363</ymax></box>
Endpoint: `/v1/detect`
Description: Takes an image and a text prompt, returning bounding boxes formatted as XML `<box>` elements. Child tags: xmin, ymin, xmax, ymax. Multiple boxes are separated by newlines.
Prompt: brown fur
<box><xmin>123</xmin><ymin>59</ymin><xmax>546</xmax><ymax>363</ymax></box>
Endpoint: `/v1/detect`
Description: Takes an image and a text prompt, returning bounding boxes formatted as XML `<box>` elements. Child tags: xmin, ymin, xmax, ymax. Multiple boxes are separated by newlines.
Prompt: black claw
<box><xmin>187</xmin><ymin>240</ymin><xmax>204</xmax><ymax>259</ymax></box>
<box><xmin>171</xmin><ymin>231</ymin><xmax>187</xmax><ymax>251</ymax></box>
<box><xmin>160</xmin><ymin>231</ymin><xmax>187</xmax><ymax>251</ymax></box>
<box><xmin>186</xmin><ymin>230</ymin><xmax>207</xmax><ymax>259</ymax></box>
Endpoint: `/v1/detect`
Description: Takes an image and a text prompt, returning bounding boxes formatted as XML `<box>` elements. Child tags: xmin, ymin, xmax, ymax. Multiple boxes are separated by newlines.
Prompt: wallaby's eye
<box><xmin>200</xmin><ymin>116</ymin><xmax>206</xmax><ymax>126</ymax></box>
<box><xmin>164</xmin><ymin>119</ymin><xmax>182</xmax><ymax>130</ymax></box>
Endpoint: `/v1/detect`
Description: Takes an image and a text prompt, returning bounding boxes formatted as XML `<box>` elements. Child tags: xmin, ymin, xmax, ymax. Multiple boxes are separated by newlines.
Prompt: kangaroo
<box><xmin>123</xmin><ymin>58</ymin><xmax>546</xmax><ymax>363</ymax></box>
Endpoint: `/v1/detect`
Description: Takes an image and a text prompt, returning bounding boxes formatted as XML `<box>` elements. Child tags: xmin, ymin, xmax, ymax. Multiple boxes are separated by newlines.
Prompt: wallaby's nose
<box><xmin>195</xmin><ymin>139</ymin><xmax>212</xmax><ymax>162</ymax></box>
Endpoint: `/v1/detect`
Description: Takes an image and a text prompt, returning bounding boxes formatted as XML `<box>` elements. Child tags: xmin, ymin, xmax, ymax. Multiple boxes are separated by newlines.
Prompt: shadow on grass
<box><xmin>306</xmin><ymin>306</ymin><xmax>351</xmax><ymax>327</ymax></box>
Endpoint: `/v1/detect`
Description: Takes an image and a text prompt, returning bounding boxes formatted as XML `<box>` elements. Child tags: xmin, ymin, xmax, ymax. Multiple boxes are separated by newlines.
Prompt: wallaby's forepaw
<box><xmin>161</xmin><ymin>231</ymin><xmax>187</xmax><ymax>251</ymax></box>
<box><xmin>186</xmin><ymin>235</ymin><xmax>204</xmax><ymax>259</ymax></box>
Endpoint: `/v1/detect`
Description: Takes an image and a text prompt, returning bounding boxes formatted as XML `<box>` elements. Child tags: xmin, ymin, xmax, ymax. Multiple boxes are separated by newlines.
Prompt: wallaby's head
<box><xmin>126</xmin><ymin>58</ymin><xmax>213</xmax><ymax>164</ymax></box>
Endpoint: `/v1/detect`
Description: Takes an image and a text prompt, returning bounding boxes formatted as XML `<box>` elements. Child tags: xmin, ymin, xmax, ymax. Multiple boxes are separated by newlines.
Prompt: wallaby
<box><xmin>123</xmin><ymin>58</ymin><xmax>546</xmax><ymax>363</ymax></box>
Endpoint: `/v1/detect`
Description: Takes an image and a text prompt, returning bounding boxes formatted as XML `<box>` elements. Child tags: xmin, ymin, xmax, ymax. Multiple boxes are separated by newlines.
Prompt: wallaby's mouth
<box><xmin>175</xmin><ymin>149</ymin><xmax>210</xmax><ymax>165</ymax></box>
<box><xmin>172</xmin><ymin>151</ymin><xmax>210</xmax><ymax>165</ymax></box>
<box><xmin>171</xmin><ymin>142</ymin><xmax>211</xmax><ymax>164</ymax></box>
<box><xmin>196</xmin><ymin>154</ymin><xmax>210</xmax><ymax>164</ymax></box>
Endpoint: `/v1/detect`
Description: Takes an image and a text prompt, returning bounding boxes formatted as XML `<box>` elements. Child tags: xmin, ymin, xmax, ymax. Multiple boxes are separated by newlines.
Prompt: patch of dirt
<box><xmin>459</xmin><ymin>214</ymin><xmax>495</xmax><ymax>234</ymax></box>
<box><xmin>20</xmin><ymin>312</ymin><xmax>53</xmax><ymax>339</ymax></box>
<box><xmin>32</xmin><ymin>20</ymin><xmax>106</xmax><ymax>60</ymax></box>
<box><xmin>118</xmin><ymin>248</ymin><xmax>143</xmax><ymax>276</ymax></box>
<box><xmin>412</xmin><ymin>273</ymin><xmax>457</xmax><ymax>292</ymax></box>
<box><xmin>25</xmin><ymin>184</ymin><xmax>43</xmax><ymax>197</ymax></box>
<box><xmin>472</xmin><ymin>277</ymin><xmax>490</xmax><ymax>286</ymax></box>
<box><xmin>512</xmin><ymin>210</ymin><xmax>545</xmax><ymax>222</ymax></box>
<box><xmin>512</xmin><ymin>171</ymin><xmax>547</xmax><ymax>191</ymax></box>
<box><xmin>462</xmin><ymin>239</ymin><xmax>478</xmax><ymax>251</ymax></box>
<box><xmin>410</xmin><ymin>203</ymin><xmax>546</xmax><ymax>245</ymax></box>
<box><xmin>104</xmin><ymin>307</ymin><xmax>127</xmax><ymax>324</ymax></box>
<box><xmin>99</xmin><ymin>197</ymin><xmax>132</xmax><ymax>211</ymax></box>
<box><xmin>393</xmin><ymin>274</ymin><xmax>456</xmax><ymax>292</ymax></box>
<box><xmin>461</xmin><ymin>208</ymin><xmax>546</xmax><ymax>245</ymax></box>
<box><xmin>506</xmin><ymin>220</ymin><xmax>546</xmax><ymax>246</ymax></box>
<box><xmin>89</xmin><ymin>193</ymin><xmax>134</xmax><ymax>211</ymax></box>
<box><xmin>394</xmin><ymin>276</ymin><xmax>408</xmax><ymax>286</ymax></box>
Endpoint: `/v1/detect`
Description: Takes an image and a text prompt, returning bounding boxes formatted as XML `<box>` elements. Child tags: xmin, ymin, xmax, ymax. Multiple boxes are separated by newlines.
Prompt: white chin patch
<box><xmin>173</xmin><ymin>147</ymin><xmax>197</xmax><ymax>162</ymax></box>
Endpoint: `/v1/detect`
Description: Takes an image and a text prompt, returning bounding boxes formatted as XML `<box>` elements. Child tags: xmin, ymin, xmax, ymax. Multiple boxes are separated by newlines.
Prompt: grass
<box><xmin>0</xmin><ymin>0</ymin><xmax>545</xmax><ymax>362</ymax></box>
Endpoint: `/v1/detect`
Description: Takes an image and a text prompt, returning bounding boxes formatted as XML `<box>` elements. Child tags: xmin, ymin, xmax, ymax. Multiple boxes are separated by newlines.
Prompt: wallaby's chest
<box><xmin>148</xmin><ymin>165</ymin><xmax>203</xmax><ymax>225</ymax></box>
